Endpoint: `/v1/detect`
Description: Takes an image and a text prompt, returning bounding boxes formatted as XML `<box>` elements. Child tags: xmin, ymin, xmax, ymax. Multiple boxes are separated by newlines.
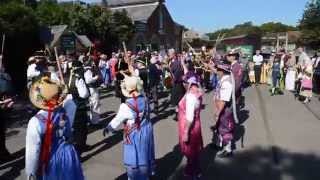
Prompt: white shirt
<box><xmin>217</xmin><ymin>75</ymin><xmax>232</xmax><ymax>102</ymax></box>
<box><xmin>27</xmin><ymin>64</ymin><xmax>40</xmax><ymax>79</ymax></box>
<box><xmin>108</xmin><ymin>103</ymin><xmax>142</xmax><ymax>131</ymax></box>
<box><xmin>62</xmin><ymin>61</ymin><xmax>68</xmax><ymax>74</ymax></box>
<box><xmin>99</xmin><ymin>60</ymin><xmax>109</xmax><ymax>69</ymax></box>
<box><xmin>75</xmin><ymin>77</ymin><xmax>89</xmax><ymax>98</ymax></box>
<box><xmin>185</xmin><ymin>93</ymin><xmax>200</xmax><ymax>123</ymax></box>
<box><xmin>84</xmin><ymin>69</ymin><xmax>98</xmax><ymax>85</ymax></box>
<box><xmin>50</xmin><ymin>72</ymin><xmax>60</xmax><ymax>82</ymax></box>
<box><xmin>25</xmin><ymin>97</ymin><xmax>76</xmax><ymax>177</ymax></box>
<box><xmin>253</xmin><ymin>55</ymin><xmax>263</xmax><ymax>66</ymax></box>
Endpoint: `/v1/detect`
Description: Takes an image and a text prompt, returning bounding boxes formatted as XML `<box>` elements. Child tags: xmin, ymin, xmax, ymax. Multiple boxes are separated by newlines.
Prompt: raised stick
<box><xmin>54</xmin><ymin>47</ymin><xmax>65</xmax><ymax>85</ymax></box>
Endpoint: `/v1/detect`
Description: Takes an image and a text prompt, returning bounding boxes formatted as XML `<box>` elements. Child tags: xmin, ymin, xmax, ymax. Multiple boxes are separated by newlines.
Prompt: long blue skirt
<box><xmin>123</xmin><ymin>120</ymin><xmax>155</xmax><ymax>176</ymax></box>
<box><xmin>40</xmin><ymin>142</ymin><xmax>84</xmax><ymax>180</ymax></box>
<box><xmin>100</xmin><ymin>68</ymin><xmax>110</xmax><ymax>85</ymax></box>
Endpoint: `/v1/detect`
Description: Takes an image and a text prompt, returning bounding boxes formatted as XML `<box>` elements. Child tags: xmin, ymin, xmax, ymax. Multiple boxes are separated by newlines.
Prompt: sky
<box><xmin>62</xmin><ymin>0</ymin><xmax>310</xmax><ymax>33</ymax></box>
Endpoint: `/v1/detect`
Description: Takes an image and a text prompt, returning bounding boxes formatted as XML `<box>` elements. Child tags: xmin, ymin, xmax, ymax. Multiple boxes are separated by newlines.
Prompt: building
<box><xmin>261</xmin><ymin>31</ymin><xmax>302</xmax><ymax>53</ymax></box>
<box><xmin>49</xmin><ymin>25</ymin><xmax>93</xmax><ymax>54</ymax></box>
<box><xmin>103</xmin><ymin>0</ymin><xmax>184</xmax><ymax>52</ymax></box>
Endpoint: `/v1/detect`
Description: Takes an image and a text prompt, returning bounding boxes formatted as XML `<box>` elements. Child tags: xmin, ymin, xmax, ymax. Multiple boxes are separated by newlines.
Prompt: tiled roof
<box><xmin>110</xmin><ymin>3</ymin><xmax>158</xmax><ymax>21</ymax></box>
<box><xmin>106</xmin><ymin>0</ymin><xmax>158</xmax><ymax>7</ymax></box>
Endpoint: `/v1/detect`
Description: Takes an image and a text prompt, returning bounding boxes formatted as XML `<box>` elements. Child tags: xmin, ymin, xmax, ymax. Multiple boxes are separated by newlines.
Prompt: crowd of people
<box><xmin>249</xmin><ymin>48</ymin><xmax>320</xmax><ymax>103</ymax></box>
<box><xmin>0</xmin><ymin>44</ymin><xmax>319</xmax><ymax>180</ymax></box>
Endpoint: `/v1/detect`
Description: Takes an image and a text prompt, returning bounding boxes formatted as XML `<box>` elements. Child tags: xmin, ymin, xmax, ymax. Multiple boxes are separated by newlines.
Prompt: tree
<box><xmin>299</xmin><ymin>0</ymin><xmax>320</xmax><ymax>49</ymax></box>
<box><xmin>111</xmin><ymin>10</ymin><xmax>135</xmax><ymax>44</ymax></box>
<box><xmin>260</xmin><ymin>22</ymin><xmax>297</xmax><ymax>34</ymax></box>
<box><xmin>0</xmin><ymin>1</ymin><xmax>41</xmax><ymax>92</ymax></box>
<box><xmin>207</xmin><ymin>21</ymin><xmax>297</xmax><ymax>40</ymax></box>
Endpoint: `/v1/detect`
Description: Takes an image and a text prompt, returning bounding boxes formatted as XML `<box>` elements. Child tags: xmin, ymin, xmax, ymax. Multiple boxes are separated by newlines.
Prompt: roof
<box><xmin>50</xmin><ymin>25</ymin><xmax>68</xmax><ymax>47</ymax></box>
<box><xmin>110</xmin><ymin>2</ymin><xmax>159</xmax><ymax>21</ymax></box>
<box><xmin>76</xmin><ymin>35</ymin><xmax>93</xmax><ymax>48</ymax></box>
<box><xmin>49</xmin><ymin>25</ymin><xmax>93</xmax><ymax>48</ymax></box>
<box><xmin>106</xmin><ymin>0</ymin><xmax>159</xmax><ymax>7</ymax></box>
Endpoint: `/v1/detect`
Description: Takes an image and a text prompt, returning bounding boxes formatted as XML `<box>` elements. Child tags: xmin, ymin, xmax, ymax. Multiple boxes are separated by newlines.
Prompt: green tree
<box><xmin>0</xmin><ymin>1</ymin><xmax>41</xmax><ymax>92</ymax></box>
<box><xmin>260</xmin><ymin>22</ymin><xmax>297</xmax><ymax>34</ymax></box>
<box><xmin>111</xmin><ymin>10</ymin><xmax>135</xmax><ymax>43</ymax></box>
<box><xmin>299</xmin><ymin>0</ymin><xmax>320</xmax><ymax>49</ymax></box>
<box><xmin>36</xmin><ymin>1</ymin><xmax>70</xmax><ymax>26</ymax></box>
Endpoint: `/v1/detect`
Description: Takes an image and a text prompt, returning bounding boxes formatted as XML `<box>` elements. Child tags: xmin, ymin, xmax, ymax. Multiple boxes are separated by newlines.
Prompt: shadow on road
<box><xmin>81</xmin><ymin>130</ymin><xmax>123</xmax><ymax>163</ymax></box>
<box><xmin>164</xmin><ymin>145</ymin><xmax>320</xmax><ymax>180</ymax></box>
<box><xmin>0</xmin><ymin>148</ymin><xmax>25</xmax><ymax>180</ymax></box>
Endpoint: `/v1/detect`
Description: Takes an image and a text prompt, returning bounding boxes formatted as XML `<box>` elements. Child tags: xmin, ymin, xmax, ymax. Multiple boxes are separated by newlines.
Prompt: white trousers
<box><xmin>285</xmin><ymin>70</ymin><xmax>296</xmax><ymax>91</ymax></box>
<box><xmin>89</xmin><ymin>88</ymin><xmax>101</xmax><ymax>124</ymax></box>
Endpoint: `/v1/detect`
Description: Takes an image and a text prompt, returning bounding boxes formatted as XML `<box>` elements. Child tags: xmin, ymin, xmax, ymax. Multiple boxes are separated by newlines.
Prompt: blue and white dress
<box><xmin>25</xmin><ymin>98</ymin><xmax>84</xmax><ymax>180</ymax></box>
<box><xmin>107</xmin><ymin>96</ymin><xmax>155</xmax><ymax>180</ymax></box>
<box><xmin>99</xmin><ymin>59</ymin><xmax>110</xmax><ymax>86</ymax></box>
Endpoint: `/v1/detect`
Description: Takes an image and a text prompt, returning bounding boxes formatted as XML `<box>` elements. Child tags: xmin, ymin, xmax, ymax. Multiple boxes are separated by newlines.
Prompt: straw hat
<box><xmin>29</xmin><ymin>75</ymin><xmax>68</xmax><ymax>110</ymax></box>
<box><xmin>120</xmin><ymin>75</ymin><xmax>144</xmax><ymax>98</ymax></box>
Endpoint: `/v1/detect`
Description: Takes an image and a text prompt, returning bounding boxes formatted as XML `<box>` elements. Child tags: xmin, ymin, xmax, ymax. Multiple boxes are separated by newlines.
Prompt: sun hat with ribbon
<box><xmin>29</xmin><ymin>75</ymin><xmax>68</xmax><ymax>110</ymax></box>
<box><xmin>121</xmin><ymin>74</ymin><xmax>144</xmax><ymax>98</ymax></box>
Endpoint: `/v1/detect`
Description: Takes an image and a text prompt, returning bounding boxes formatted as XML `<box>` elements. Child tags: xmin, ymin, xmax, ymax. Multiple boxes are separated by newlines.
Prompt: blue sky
<box><xmin>62</xmin><ymin>0</ymin><xmax>310</xmax><ymax>33</ymax></box>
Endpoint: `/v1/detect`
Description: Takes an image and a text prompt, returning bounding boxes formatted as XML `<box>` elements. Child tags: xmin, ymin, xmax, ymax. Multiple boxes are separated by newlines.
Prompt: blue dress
<box><xmin>100</xmin><ymin>63</ymin><xmax>110</xmax><ymax>85</ymax></box>
<box><xmin>38</xmin><ymin>108</ymin><xmax>84</xmax><ymax>180</ymax></box>
<box><xmin>123</xmin><ymin>97</ymin><xmax>155</xmax><ymax>179</ymax></box>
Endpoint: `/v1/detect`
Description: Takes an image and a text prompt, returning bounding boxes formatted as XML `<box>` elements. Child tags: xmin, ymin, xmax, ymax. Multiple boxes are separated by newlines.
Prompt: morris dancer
<box><xmin>26</xmin><ymin>75</ymin><xmax>84</xmax><ymax>180</ymax></box>
<box><xmin>84</xmin><ymin>60</ymin><xmax>101</xmax><ymax>125</ymax></box>
<box><xmin>213</xmin><ymin>62</ymin><xmax>235</xmax><ymax>158</ymax></box>
<box><xmin>178</xmin><ymin>75</ymin><xmax>203</xmax><ymax>180</ymax></box>
<box><xmin>226</xmin><ymin>50</ymin><xmax>243</xmax><ymax>100</ymax></box>
<box><xmin>99</xmin><ymin>54</ymin><xmax>110</xmax><ymax>88</ymax></box>
<box><xmin>148</xmin><ymin>57</ymin><xmax>162</xmax><ymax>113</ymax></box>
<box><xmin>103</xmin><ymin>75</ymin><xmax>155</xmax><ymax>180</ymax></box>
<box><xmin>68</xmin><ymin>60</ymin><xmax>90</xmax><ymax>153</ymax></box>
<box><xmin>169</xmin><ymin>49</ymin><xmax>185</xmax><ymax>119</ymax></box>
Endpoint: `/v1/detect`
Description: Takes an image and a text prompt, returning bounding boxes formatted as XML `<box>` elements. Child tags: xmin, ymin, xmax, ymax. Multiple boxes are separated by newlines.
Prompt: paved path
<box><xmin>1</xmin><ymin>85</ymin><xmax>320</xmax><ymax>180</ymax></box>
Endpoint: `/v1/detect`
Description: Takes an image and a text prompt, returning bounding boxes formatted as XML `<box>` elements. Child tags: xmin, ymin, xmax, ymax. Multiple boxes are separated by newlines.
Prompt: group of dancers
<box><xmin>16</xmin><ymin>45</ymin><xmax>320</xmax><ymax>180</ymax></box>
<box><xmin>22</xmin><ymin>45</ymin><xmax>245</xmax><ymax>180</ymax></box>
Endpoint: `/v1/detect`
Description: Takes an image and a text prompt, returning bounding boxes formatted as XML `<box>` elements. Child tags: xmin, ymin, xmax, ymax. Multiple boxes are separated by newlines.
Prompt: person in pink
<box><xmin>178</xmin><ymin>75</ymin><xmax>204</xmax><ymax>180</ymax></box>
<box><xmin>110</xmin><ymin>52</ymin><xmax>118</xmax><ymax>82</ymax></box>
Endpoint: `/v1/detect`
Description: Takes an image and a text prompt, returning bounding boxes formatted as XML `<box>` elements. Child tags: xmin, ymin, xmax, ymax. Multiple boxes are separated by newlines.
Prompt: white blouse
<box><xmin>107</xmin><ymin>103</ymin><xmax>144</xmax><ymax>131</ymax></box>
<box><xmin>185</xmin><ymin>93</ymin><xmax>200</xmax><ymax>123</ymax></box>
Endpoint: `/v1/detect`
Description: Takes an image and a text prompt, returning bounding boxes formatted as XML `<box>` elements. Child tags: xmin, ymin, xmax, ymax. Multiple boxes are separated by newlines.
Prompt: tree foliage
<box><xmin>299</xmin><ymin>0</ymin><xmax>320</xmax><ymax>49</ymax></box>
<box><xmin>207</xmin><ymin>21</ymin><xmax>297</xmax><ymax>40</ymax></box>
<box><xmin>0</xmin><ymin>0</ymin><xmax>135</xmax><ymax>92</ymax></box>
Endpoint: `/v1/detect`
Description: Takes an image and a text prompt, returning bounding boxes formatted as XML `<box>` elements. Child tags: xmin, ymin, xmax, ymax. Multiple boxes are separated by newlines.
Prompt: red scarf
<box><xmin>40</xmin><ymin>102</ymin><xmax>54</xmax><ymax>173</ymax></box>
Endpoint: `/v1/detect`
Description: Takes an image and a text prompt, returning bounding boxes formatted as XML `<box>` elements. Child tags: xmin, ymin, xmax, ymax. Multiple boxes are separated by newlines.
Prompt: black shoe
<box><xmin>217</xmin><ymin>150</ymin><xmax>233</xmax><ymax>158</ymax></box>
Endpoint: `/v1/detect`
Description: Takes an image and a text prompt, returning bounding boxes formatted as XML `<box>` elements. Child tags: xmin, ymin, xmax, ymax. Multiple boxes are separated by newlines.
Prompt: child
<box><xmin>300</xmin><ymin>66</ymin><xmax>313</xmax><ymax>103</ymax></box>
<box><xmin>271</xmin><ymin>56</ymin><xmax>281</xmax><ymax>95</ymax></box>
<box><xmin>248</xmin><ymin>61</ymin><xmax>255</xmax><ymax>84</ymax></box>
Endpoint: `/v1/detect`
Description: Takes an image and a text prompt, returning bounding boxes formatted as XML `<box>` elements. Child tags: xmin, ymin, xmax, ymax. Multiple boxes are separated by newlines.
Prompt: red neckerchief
<box><xmin>40</xmin><ymin>102</ymin><xmax>54</xmax><ymax>173</ymax></box>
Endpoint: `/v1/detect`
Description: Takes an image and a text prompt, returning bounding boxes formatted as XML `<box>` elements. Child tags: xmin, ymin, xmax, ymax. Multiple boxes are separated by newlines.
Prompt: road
<box><xmin>1</xmin><ymin>85</ymin><xmax>320</xmax><ymax>180</ymax></box>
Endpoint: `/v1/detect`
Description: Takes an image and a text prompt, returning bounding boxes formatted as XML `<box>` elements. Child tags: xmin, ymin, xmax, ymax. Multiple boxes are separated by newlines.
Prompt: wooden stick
<box><xmin>0</xmin><ymin>34</ymin><xmax>5</xmax><ymax>70</ymax></box>
<box><xmin>1</xmin><ymin>34</ymin><xmax>5</xmax><ymax>55</ymax></box>
<box><xmin>54</xmin><ymin>47</ymin><xmax>65</xmax><ymax>85</ymax></box>
<box><xmin>122</xmin><ymin>41</ymin><xmax>129</xmax><ymax>64</ymax></box>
